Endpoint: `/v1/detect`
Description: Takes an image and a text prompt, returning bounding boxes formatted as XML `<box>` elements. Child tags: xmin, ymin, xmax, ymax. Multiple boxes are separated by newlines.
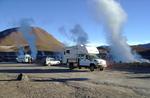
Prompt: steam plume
<box><xmin>18</xmin><ymin>19</ymin><xmax>37</xmax><ymax>59</ymax></box>
<box><xmin>70</xmin><ymin>24</ymin><xmax>88</xmax><ymax>45</ymax></box>
<box><xmin>18</xmin><ymin>45</ymin><xmax>25</xmax><ymax>57</ymax></box>
<box><xmin>59</xmin><ymin>24</ymin><xmax>88</xmax><ymax>45</ymax></box>
<box><xmin>90</xmin><ymin>0</ymin><xmax>136</xmax><ymax>62</ymax></box>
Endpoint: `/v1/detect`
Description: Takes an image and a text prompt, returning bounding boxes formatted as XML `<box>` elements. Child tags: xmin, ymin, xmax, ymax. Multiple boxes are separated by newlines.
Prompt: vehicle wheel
<box><xmin>43</xmin><ymin>61</ymin><xmax>46</xmax><ymax>66</ymax></box>
<box><xmin>99</xmin><ymin>67</ymin><xmax>104</xmax><ymax>71</ymax></box>
<box><xmin>69</xmin><ymin>63</ymin><xmax>74</xmax><ymax>70</ymax></box>
<box><xmin>78</xmin><ymin>66</ymin><xmax>81</xmax><ymax>69</ymax></box>
<box><xmin>90</xmin><ymin>65</ymin><xmax>95</xmax><ymax>72</ymax></box>
<box><xmin>48</xmin><ymin>63</ymin><xmax>51</xmax><ymax>66</ymax></box>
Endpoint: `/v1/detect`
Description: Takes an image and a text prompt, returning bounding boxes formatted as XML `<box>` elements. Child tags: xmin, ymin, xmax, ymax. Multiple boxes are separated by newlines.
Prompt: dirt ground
<box><xmin>0</xmin><ymin>63</ymin><xmax>150</xmax><ymax>98</ymax></box>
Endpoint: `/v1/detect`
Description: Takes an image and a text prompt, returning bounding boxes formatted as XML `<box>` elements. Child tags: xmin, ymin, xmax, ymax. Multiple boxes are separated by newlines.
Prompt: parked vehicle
<box><xmin>63</xmin><ymin>45</ymin><xmax>107</xmax><ymax>71</ymax></box>
<box><xmin>45</xmin><ymin>57</ymin><xmax>60</xmax><ymax>66</ymax></box>
<box><xmin>16</xmin><ymin>54</ymin><xmax>32</xmax><ymax>63</ymax></box>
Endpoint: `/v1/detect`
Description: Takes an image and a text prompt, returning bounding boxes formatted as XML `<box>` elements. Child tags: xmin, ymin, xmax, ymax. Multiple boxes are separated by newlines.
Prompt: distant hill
<box><xmin>132</xmin><ymin>43</ymin><xmax>150</xmax><ymax>60</ymax></box>
<box><xmin>0</xmin><ymin>27</ymin><xmax>64</xmax><ymax>52</ymax></box>
<box><xmin>131</xmin><ymin>43</ymin><xmax>150</xmax><ymax>52</ymax></box>
<box><xmin>139</xmin><ymin>43</ymin><xmax>150</xmax><ymax>48</ymax></box>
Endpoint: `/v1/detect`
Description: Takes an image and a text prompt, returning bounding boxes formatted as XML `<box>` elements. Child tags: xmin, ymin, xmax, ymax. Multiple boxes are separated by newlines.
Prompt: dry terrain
<box><xmin>0</xmin><ymin>63</ymin><xmax>150</xmax><ymax>98</ymax></box>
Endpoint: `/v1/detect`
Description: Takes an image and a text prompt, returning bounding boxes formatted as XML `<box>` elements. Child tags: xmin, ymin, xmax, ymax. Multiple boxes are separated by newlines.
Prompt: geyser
<box><xmin>18</xmin><ymin>19</ymin><xmax>37</xmax><ymax>59</ymax></box>
<box><xmin>90</xmin><ymin>0</ymin><xmax>137</xmax><ymax>62</ymax></box>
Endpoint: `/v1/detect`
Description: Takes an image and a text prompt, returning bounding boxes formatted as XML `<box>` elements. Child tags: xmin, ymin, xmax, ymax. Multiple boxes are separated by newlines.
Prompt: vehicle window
<box><xmin>64</xmin><ymin>51</ymin><xmax>65</xmax><ymax>55</ymax></box>
<box><xmin>78</xmin><ymin>54</ymin><xmax>85</xmax><ymax>59</ymax></box>
<box><xmin>86</xmin><ymin>55</ymin><xmax>89</xmax><ymax>59</ymax></box>
<box><xmin>86</xmin><ymin>55</ymin><xmax>92</xmax><ymax>60</ymax></box>
<box><xmin>66</xmin><ymin>50</ymin><xmax>70</xmax><ymax>54</ymax></box>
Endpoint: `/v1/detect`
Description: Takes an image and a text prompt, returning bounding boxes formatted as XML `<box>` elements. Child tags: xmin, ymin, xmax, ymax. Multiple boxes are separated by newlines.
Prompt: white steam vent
<box><xmin>90</xmin><ymin>0</ymin><xmax>138</xmax><ymax>62</ymax></box>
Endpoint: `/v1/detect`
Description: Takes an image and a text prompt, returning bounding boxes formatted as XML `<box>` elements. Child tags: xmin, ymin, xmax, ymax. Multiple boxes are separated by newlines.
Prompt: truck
<box><xmin>16</xmin><ymin>54</ymin><xmax>32</xmax><ymax>63</ymax></box>
<box><xmin>63</xmin><ymin>45</ymin><xmax>107</xmax><ymax>71</ymax></box>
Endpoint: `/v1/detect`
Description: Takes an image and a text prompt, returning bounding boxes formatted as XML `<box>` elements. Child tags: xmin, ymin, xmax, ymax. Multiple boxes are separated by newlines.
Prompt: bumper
<box><xmin>97</xmin><ymin>63</ymin><xmax>107</xmax><ymax>68</ymax></box>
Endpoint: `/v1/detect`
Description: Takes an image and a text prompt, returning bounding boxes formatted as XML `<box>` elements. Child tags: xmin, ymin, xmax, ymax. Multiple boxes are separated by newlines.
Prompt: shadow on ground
<box><xmin>0</xmin><ymin>63</ymin><xmax>43</xmax><ymax>67</ymax></box>
<box><xmin>108</xmin><ymin>63</ymin><xmax>150</xmax><ymax>74</ymax></box>
<box><xmin>32</xmin><ymin>78</ymin><xmax>89</xmax><ymax>82</ymax></box>
<box><xmin>111</xmin><ymin>66</ymin><xmax>150</xmax><ymax>74</ymax></box>
<box><xmin>127</xmin><ymin>75</ymin><xmax>150</xmax><ymax>79</ymax></box>
<box><xmin>0</xmin><ymin>63</ymin><xmax>68</xmax><ymax>68</ymax></box>
<box><xmin>0</xmin><ymin>78</ymin><xmax>89</xmax><ymax>82</ymax></box>
<box><xmin>0</xmin><ymin>68</ymin><xmax>88</xmax><ymax>74</ymax></box>
<box><xmin>0</xmin><ymin>79</ymin><xmax>17</xmax><ymax>81</ymax></box>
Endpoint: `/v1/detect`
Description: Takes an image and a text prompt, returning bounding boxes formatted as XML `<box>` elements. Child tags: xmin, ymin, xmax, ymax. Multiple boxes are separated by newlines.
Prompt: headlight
<box><xmin>94</xmin><ymin>60</ymin><xmax>100</xmax><ymax>64</ymax></box>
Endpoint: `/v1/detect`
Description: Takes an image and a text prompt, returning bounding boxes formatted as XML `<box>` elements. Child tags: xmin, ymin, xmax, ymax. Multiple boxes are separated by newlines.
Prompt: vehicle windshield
<box><xmin>89</xmin><ymin>54</ymin><xmax>99</xmax><ymax>60</ymax></box>
<box><xmin>50</xmin><ymin>58</ymin><xmax>55</xmax><ymax>60</ymax></box>
<box><xmin>47</xmin><ymin>57</ymin><xmax>55</xmax><ymax>61</ymax></box>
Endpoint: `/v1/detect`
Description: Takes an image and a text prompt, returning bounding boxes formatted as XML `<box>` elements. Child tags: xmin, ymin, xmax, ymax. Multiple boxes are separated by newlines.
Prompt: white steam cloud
<box><xmin>90</xmin><ymin>0</ymin><xmax>137</xmax><ymax>62</ymax></box>
<box><xmin>18</xmin><ymin>19</ymin><xmax>37</xmax><ymax>59</ymax></box>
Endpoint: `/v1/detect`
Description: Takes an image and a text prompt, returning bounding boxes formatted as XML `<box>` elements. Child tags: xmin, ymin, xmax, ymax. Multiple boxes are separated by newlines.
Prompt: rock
<box><xmin>17</xmin><ymin>73</ymin><xmax>29</xmax><ymax>81</ymax></box>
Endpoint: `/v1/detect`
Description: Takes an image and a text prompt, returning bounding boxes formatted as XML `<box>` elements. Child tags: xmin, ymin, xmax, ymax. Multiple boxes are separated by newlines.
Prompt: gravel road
<box><xmin>0</xmin><ymin>63</ymin><xmax>150</xmax><ymax>98</ymax></box>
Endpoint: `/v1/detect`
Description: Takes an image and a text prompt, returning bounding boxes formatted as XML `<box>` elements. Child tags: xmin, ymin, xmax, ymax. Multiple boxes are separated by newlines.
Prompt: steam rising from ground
<box><xmin>59</xmin><ymin>24</ymin><xmax>88</xmax><ymax>45</ymax></box>
<box><xmin>18</xmin><ymin>46</ymin><xmax>25</xmax><ymax>58</ymax></box>
<box><xmin>18</xmin><ymin>19</ymin><xmax>37</xmax><ymax>59</ymax></box>
<box><xmin>90</xmin><ymin>0</ymin><xmax>137</xmax><ymax>62</ymax></box>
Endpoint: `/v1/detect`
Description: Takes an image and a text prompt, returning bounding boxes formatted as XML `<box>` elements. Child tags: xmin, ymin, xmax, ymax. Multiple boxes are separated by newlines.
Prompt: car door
<box><xmin>79</xmin><ymin>55</ymin><xmax>91</xmax><ymax>66</ymax></box>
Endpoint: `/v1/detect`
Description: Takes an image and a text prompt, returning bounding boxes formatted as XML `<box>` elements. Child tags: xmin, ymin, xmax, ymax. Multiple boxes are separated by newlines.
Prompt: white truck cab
<box><xmin>63</xmin><ymin>45</ymin><xmax>107</xmax><ymax>71</ymax></box>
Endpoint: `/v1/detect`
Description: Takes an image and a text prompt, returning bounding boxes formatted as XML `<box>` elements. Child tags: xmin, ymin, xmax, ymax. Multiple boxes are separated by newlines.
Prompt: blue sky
<box><xmin>0</xmin><ymin>0</ymin><xmax>149</xmax><ymax>46</ymax></box>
